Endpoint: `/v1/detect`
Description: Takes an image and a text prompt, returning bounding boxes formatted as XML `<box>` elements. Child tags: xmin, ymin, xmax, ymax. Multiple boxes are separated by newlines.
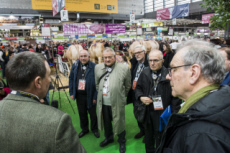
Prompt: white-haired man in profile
<box><xmin>156</xmin><ymin>40</ymin><xmax>230</xmax><ymax>153</ymax></box>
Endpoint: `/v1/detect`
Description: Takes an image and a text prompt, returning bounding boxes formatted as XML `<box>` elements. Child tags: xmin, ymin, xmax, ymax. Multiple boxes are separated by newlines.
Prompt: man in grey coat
<box><xmin>95</xmin><ymin>47</ymin><xmax>131</xmax><ymax>153</ymax></box>
<box><xmin>0</xmin><ymin>52</ymin><xmax>86</xmax><ymax>153</ymax></box>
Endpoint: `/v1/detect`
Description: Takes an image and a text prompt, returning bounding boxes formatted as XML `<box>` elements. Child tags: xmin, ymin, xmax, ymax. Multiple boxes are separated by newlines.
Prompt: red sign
<box><xmin>4</xmin><ymin>37</ymin><xmax>17</xmax><ymax>40</ymax></box>
<box><xmin>202</xmin><ymin>13</ymin><xmax>215</xmax><ymax>24</ymax></box>
<box><xmin>156</xmin><ymin>8</ymin><xmax>171</xmax><ymax>21</ymax></box>
<box><xmin>52</xmin><ymin>0</ymin><xmax>58</xmax><ymax>17</ymax></box>
<box><xmin>42</xmin><ymin>23</ymin><xmax>50</xmax><ymax>27</ymax></box>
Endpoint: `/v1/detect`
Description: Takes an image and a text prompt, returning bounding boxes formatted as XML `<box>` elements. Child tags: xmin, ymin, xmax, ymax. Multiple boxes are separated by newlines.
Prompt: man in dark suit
<box><xmin>69</xmin><ymin>50</ymin><xmax>99</xmax><ymax>138</ymax></box>
<box><xmin>127</xmin><ymin>45</ymin><xmax>148</xmax><ymax>142</ymax></box>
<box><xmin>0</xmin><ymin>52</ymin><xmax>86</xmax><ymax>153</ymax></box>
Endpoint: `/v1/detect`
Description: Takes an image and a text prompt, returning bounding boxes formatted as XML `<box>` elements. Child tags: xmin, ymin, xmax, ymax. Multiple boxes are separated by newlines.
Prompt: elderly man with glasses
<box><xmin>127</xmin><ymin>45</ymin><xmax>149</xmax><ymax>142</ymax></box>
<box><xmin>156</xmin><ymin>40</ymin><xmax>230</xmax><ymax>153</ymax></box>
<box><xmin>135</xmin><ymin>50</ymin><xmax>181</xmax><ymax>153</ymax></box>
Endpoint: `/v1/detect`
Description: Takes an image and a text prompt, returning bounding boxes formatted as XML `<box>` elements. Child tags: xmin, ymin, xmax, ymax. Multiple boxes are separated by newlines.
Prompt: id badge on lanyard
<box><xmin>132</xmin><ymin>77</ymin><xmax>138</xmax><ymax>90</ymax></box>
<box><xmin>152</xmin><ymin>95</ymin><xmax>163</xmax><ymax>110</ymax></box>
<box><xmin>78</xmin><ymin>79</ymin><xmax>86</xmax><ymax>90</ymax></box>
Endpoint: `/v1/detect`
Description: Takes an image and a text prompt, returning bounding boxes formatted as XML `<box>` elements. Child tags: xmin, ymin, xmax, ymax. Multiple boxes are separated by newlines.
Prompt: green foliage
<box><xmin>200</xmin><ymin>0</ymin><xmax>230</xmax><ymax>30</ymax></box>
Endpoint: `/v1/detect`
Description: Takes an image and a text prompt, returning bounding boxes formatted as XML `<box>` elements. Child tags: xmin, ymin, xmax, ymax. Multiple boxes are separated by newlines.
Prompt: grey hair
<box><xmin>149</xmin><ymin>49</ymin><xmax>163</xmax><ymax>60</ymax></box>
<box><xmin>177</xmin><ymin>39</ymin><xmax>225</xmax><ymax>84</ymax></box>
<box><xmin>103</xmin><ymin>47</ymin><xmax>115</xmax><ymax>55</ymax></box>
<box><xmin>133</xmin><ymin>45</ymin><xmax>146</xmax><ymax>51</ymax></box>
<box><xmin>79</xmin><ymin>50</ymin><xmax>90</xmax><ymax>56</ymax></box>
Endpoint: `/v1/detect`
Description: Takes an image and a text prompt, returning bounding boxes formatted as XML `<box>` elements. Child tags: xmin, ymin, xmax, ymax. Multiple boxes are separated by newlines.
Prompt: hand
<box><xmin>70</xmin><ymin>95</ymin><xmax>74</xmax><ymax>100</ymax></box>
<box><xmin>140</xmin><ymin>97</ymin><xmax>153</xmax><ymax>105</ymax></box>
<box><xmin>40</xmin><ymin>99</ymin><xmax>45</xmax><ymax>103</ymax></box>
<box><xmin>93</xmin><ymin>100</ymin><xmax>97</xmax><ymax>104</ymax></box>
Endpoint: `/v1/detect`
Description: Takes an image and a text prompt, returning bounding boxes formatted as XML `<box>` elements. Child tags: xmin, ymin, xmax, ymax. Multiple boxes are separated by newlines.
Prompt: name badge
<box><xmin>132</xmin><ymin>78</ymin><xmax>138</xmax><ymax>90</ymax></box>
<box><xmin>78</xmin><ymin>79</ymin><xmax>86</xmax><ymax>90</ymax></box>
<box><xmin>103</xmin><ymin>87</ymin><xmax>108</xmax><ymax>95</ymax></box>
<box><xmin>152</xmin><ymin>96</ymin><xmax>163</xmax><ymax>110</ymax></box>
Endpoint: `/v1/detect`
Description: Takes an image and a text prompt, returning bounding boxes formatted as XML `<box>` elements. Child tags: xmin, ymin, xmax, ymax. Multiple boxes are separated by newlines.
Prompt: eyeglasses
<box><xmin>134</xmin><ymin>51</ymin><xmax>144</xmax><ymax>55</ymax></box>
<box><xmin>149</xmin><ymin>59</ymin><xmax>162</xmax><ymax>63</ymax></box>
<box><xmin>103</xmin><ymin>56</ymin><xmax>114</xmax><ymax>60</ymax></box>
<box><xmin>167</xmin><ymin>64</ymin><xmax>192</xmax><ymax>77</ymax></box>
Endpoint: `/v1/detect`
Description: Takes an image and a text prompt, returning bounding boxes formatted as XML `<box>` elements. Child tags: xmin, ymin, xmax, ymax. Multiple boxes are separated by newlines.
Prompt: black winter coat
<box><xmin>127</xmin><ymin>54</ymin><xmax>149</xmax><ymax>104</ymax></box>
<box><xmin>135</xmin><ymin>66</ymin><xmax>181</xmax><ymax>127</ymax></box>
<box><xmin>163</xmin><ymin>51</ymin><xmax>174</xmax><ymax>68</ymax></box>
<box><xmin>156</xmin><ymin>85</ymin><xmax>230</xmax><ymax>153</ymax></box>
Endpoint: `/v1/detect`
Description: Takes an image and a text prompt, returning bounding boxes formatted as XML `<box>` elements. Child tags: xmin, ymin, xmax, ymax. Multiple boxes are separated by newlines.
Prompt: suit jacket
<box><xmin>69</xmin><ymin>60</ymin><xmax>97</xmax><ymax>109</ymax></box>
<box><xmin>0</xmin><ymin>94</ymin><xmax>86</xmax><ymax>153</ymax></box>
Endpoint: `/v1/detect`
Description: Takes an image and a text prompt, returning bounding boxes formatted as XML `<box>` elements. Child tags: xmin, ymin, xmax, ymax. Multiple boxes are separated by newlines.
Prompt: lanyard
<box><xmin>135</xmin><ymin>63</ymin><xmax>145</xmax><ymax>79</ymax></box>
<box><xmin>10</xmin><ymin>90</ymin><xmax>40</xmax><ymax>102</ymax></box>
<box><xmin>152</xmin><ymin>73</ymin><xmax>161</xmax><ymax>95</ymax></box>
<box><xmin>81</xmin><ymin>65</ymin><xmax>88</xmax><ymax>79</ymax></box>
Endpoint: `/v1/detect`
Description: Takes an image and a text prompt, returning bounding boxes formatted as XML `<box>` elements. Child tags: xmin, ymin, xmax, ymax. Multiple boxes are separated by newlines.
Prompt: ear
<box><xmin>162</xmin><ymin>59</ymin><xmax>164</xmax><ymax>63</ymax></box>
<box><xmin>189</xmin><ymin>64</ymin><xmax>201</xmax><ymax>85</ymax></box>
<box><xmin>34</xmin><ymin>76</ymin><xmax>42</xmax><ymax>89</ymax></box>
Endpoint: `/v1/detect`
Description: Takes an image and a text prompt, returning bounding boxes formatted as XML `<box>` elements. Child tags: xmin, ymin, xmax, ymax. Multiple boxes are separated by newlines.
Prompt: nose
<box><xmin>166</xmin><ymin>74</ymin><xmax>171</xmax><ymax>80</ymax></box>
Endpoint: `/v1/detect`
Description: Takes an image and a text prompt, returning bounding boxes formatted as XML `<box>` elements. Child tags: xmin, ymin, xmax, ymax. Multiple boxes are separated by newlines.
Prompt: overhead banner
<box><xmin>32</xmin><ymin>0</ymin><xmax>118</xmax><ymax>14</ymax></box>
<box><xmin>105</xmin><ymin>24</ymin><xmax>126</xmax><ymax>34</ymax></box>
<box><xmin>157</xmin><ymin>3</ymin><xmax>189</xmax><ymax>20</ymax></box>
<box><xmin>52</xmin><ymin>0</ymin><xmax>65</xmax><ymax>16</ymax></box>
<box><xmin>63</xmin><ymin>24</ymin><xmax>126</xmax><ymax>35</ymax></box>
<box><xmin>202</xmin><ymin>13</ymin><xmax>215</xmax><ymax>24</ymax></box>
<box><xmin>63</xmin><ymin>24</ymin><xmax>105</xmax><ymax>35</ymax></box>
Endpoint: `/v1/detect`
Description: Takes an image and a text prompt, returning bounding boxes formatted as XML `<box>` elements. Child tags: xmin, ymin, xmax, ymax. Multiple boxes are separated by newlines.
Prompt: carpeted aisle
<box><xmin>50</xmin><ymin>90</ymin><xmax>146</xmax><ymax>153</ymax></box>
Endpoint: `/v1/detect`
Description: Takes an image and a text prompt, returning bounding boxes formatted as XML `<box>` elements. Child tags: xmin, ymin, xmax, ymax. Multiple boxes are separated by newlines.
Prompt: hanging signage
<box><xmin>63</xmin><ymin>24</ymin><xmax>105</xmax><ymax>35</ymax></box>
<box><xmin>130</xmin><ymin>13</ymin><xmax>135</xmax><ymax>23</ymax></box>
<box><xmin>202</xmin><ymin>13</ymin><xmax>215</xmax><ymax>24</ymax></box>
<box><xmin>52</xmin><ymin>0</ymin><xmax>65</xmax><ymax>16</ymax></box>
<box><xmin>42</xmin><ymin>27</ymin><xmax>51</xmax><ymax>36</ymax></box>
<box><xmin>105</xmin><ymin>24</ymin><xmax>126</xmax><ymax>34</ymax></box>
<box><xmin>63</xmin><ymin>24</ymin><xmax>126</xmax><ymax>35</ymax></box>
<box><xmin>172</xmin><ymin>18</ymin><xmax>176</xmax><ymax>25</ymax></box>
<box><xmin>157</xmin><ymin>3</ymin><xmax>189</xmax><ymax>20</ymax></box>
<box><xmin>60</xmin><ymin>10</ymin><xmax>69</xmax><ymax>21</ymax></box>
<box><xmin>32</xmin><ymin>0</ymin><xmax>118</xmax><ymax>14</ymax></box>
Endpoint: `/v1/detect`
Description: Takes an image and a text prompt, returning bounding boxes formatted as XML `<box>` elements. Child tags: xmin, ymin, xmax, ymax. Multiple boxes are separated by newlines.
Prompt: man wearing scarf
<box><xmin>135</xmin><ymin>50</ymin><xmax>181</xmax><ymax>153</ymax></box>
<box><xmin>156</xmin><ymin>40</ymin><xmax>230</xmax><ymax>153</ymax></box>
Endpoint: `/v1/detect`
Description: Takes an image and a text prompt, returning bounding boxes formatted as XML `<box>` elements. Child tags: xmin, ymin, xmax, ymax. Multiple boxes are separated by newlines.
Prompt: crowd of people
<box><xmin>0</xmin><ymin>37</ymin><xmax>230</xmax><ymax>153</ymax></box>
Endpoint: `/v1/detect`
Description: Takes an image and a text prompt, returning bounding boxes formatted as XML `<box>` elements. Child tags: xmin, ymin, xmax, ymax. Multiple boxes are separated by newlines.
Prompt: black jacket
<box><xmin>163</xmin><ymin>51</ymin><xmax>174</xmax><ymax>68</ymax></box>
<box><xmin>156</xmin><ymin>85</ymin><xmax>230</xmax><ymax>153</ymax></box>
<box><xmin>135</xmin><ymin>66</ymin><xmax>181</xmax><ymax>126</ymax></box>
<box><xmin>127</xmin><ymin>54</ymin><xmax>149</xmax><ymax>104</ymax></box>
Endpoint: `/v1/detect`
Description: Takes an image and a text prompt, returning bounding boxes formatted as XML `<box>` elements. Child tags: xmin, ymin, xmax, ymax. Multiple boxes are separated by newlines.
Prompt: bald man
<box><xmin>135</xmin><ymin>50</ymin><xmax>181</xmax><ymax>153</ymax></box>
<box><xmin>69</xmin><ymin>50</ymin><xmax>100</xmax><ymax>138</ymax></box>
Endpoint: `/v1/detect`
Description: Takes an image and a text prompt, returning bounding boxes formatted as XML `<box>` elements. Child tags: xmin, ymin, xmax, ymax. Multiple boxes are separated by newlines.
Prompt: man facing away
<box><xmin>95</xmin><ymin>47</ymin><xmax>131</xmax><ymax>153</ymax></box>
<box><xmin>156</xmin><ymin>39</ymin><xmax>230</xmax><ymax>153</ymax></box>
<box><xmin>0</xmin><ymin>52</ymin><xmax>86</xmax><ymax>153</ymax></box>
<box><xmin>69</xmin><ymin>50</ymin><xmax>99</xmax><ymax>138</ymax></box>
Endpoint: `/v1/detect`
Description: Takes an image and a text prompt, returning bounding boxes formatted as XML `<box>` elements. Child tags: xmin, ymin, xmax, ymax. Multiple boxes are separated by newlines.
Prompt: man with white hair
<box><xmin>156</xmin><ymin>40</ymin><xmax>230</xmax><ymax>152</ymax></box>
<box><xmin>127</xmin><ymin>45</ymin><xmax>148</xmax><ymax>142</ymax></box>
<box><xmin>95</xmin><ymin>47</ymin><xmax>131</xmax><ymax>153</ymax></box>
<box><xmin>135</xmin><ymin>50</ymin><xmax>181</xmax><ymax>153</ymax></box>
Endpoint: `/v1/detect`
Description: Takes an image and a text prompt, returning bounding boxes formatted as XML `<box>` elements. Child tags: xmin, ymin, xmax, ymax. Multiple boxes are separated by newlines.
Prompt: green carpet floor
<box><xmin>50</xmin><ymin>90</ymin><xmax>146</xmax><ymax>153</ymax></box>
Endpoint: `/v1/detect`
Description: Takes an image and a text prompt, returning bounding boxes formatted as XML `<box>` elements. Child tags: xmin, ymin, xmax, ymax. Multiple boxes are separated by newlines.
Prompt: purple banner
<box><xmin>63</xmin><ymin>24</ymin><xmax>105</xmax><ymax>35</ymax></box>
<box><xmin>105</xmin><ymin>24</ymin><xmax>126</xmax><ymax>34</ymax></box>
